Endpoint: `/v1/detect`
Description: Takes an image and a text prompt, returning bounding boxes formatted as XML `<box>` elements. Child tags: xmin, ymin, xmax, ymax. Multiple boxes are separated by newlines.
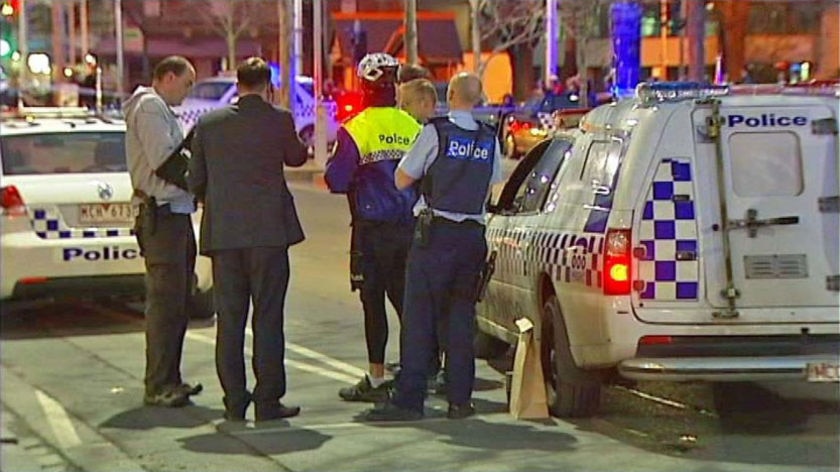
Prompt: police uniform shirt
<box><xmin>397</xmin><ymin>110</ymin><xmax>503</xmax><ymax>223</ymax></box>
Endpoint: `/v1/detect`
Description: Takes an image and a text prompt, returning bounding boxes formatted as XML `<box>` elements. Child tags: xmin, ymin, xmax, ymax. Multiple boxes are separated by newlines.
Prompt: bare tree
<box><xmin>470</xmin><ymin>0</ymin><xmax>545</xmax><ymax>99</ymax></box>
<box><xmin>558</xmin><ymin>0</ymin><xmax>612</xmax><ymax>107</ymax></box>
<box><xmin>193</xmin><ymin>0</ymin><xmax>268</xmax><ymax>70</ymax></box>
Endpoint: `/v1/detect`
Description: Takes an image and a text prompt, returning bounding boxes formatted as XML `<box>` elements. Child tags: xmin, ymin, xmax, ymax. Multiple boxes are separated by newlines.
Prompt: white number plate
<box><xmin>806</xmin><ymin>362</ymin><xmax>840</xmax><ymax>382</ymax></box>
<box><xmin>79</xmin><ymin>203</ymin><xmax>135</xmax><ymax>224</ymax></box>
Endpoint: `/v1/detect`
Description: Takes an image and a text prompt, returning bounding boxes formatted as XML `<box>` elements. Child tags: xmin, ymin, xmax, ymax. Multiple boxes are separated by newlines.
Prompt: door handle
<box><xmin>728</xmin><ymin>209</ymin><xmax>800</xmax><ymax>238</ymax></box>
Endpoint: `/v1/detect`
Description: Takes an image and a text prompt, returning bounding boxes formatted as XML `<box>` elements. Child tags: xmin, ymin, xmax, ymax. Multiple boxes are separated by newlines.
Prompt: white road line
<box><xmin>284</xmin><ymin>341</ymin><xmax>367</xmax><ymax>378</ymax></box>
<box><xmin>185</xmin><ymin>332</ymin><xmax>359</xmax><ymax>384</ymax></box>
<box><xmin>34</xmin><ymin>390</ymin><xmax>82</xmax><ymax>449</ymax></box>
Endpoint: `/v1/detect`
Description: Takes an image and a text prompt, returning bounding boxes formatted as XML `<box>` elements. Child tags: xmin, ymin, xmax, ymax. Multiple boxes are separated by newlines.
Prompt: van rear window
<box><xmin>1</xmin><ymin>132</ymin><xmax>126</xmax><ymax>175</ymax></box>
<box><xmin>729</xmin><ymin>132</ymin><xmax>803</xmax><ymax>197</ymax></box>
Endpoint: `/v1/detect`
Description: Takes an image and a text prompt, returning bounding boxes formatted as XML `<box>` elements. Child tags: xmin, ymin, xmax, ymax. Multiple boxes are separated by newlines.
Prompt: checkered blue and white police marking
<box><xmin>30</xmin><ymin>208</ymin><xmax>138</xmax><ymax>262</ymax></box>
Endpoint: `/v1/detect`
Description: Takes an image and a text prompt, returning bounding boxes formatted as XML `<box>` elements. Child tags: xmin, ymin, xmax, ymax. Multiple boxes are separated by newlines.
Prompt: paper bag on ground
<box><xmin>509</xmin><ymin>318</ymin><xmax>549</xmax><ymax>419</ymax></box>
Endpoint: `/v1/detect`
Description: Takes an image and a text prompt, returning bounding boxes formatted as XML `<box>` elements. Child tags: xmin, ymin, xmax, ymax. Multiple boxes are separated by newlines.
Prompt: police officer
<box><xmin>325</xmin><ymin>53</ymin><xmax>421</xmax><ymax>402</ymax></box>
<box><xmin>364</xmin><ymin>72</ymin><xmax>503</xmax><ymax>421</ymax></box>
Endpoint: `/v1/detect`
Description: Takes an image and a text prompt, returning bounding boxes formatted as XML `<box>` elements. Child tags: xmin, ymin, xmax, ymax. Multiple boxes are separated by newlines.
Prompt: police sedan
<box><xmin>0</xmin><ymin>107</ymin><xmax>214</xmax><ymax>317</ymax></box>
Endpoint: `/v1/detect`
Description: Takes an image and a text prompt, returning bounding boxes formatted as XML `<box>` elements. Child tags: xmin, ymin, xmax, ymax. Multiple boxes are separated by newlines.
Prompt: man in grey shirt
<box><xmin>123</xmin><ymin>56</ymin><xmax>201</xmax><ymax>408</ymax></box>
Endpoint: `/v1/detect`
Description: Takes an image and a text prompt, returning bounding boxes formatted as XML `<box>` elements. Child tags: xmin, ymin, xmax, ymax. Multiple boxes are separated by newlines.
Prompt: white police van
<box><xmin>174</xmin><ymin>75</ymin><xmax>338</xmax><ymax>149</ymax></box>
<box><xmin>478</xmin><ymin>82</ymin><xmax>840</xmax><ymax>417</ymax></box>
<box><xmin>0</xmin><ymin>107</ymin><xmax>214</xmax><ymax>317</ymax></box>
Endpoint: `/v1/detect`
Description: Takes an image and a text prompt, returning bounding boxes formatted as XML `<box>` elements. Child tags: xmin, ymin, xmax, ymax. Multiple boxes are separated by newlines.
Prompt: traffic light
<box><xmin>0</xmin><ymin>0</ymin><xmax>16</xmax><ymax>58</ymax></box>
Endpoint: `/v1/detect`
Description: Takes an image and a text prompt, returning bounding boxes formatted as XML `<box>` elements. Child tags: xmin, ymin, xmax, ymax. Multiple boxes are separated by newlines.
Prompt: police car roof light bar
<box><xmin>635</xmin><ymin>82</ymin><xmax>730</xmax><ymax>105</ymax></box>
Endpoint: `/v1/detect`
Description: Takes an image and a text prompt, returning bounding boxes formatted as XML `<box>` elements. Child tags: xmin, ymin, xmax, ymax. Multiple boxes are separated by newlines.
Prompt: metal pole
<box><xmin>68</xmin><ymin>0</ymin><xmax>77</xmax><ymax>66</ymax></box>
<box><xmin>313</xmin><ymin>0</ymin><xmax>328</xmax><ymax>168</ymax></box>
<box><xmin>293</xmin><ymin>0</ymin><xmax>303</xmax><ymax>76</ymax></box>
<box><xmin>18</xmin><ymin>0</ymin><xmax>28</xmax><ymax>100</ymax></box>
<box><xmin>470</xmin><ymin>0</ymin><xmax>480</xmax><ymax>73</ymax></box>
<box><xmin>405</xmin><ymin>0</ymin><xmax>418</xmax><ymax>65</ymax></box>
<box><xmin>544</xmin><ymin>0</ymin><xmax>558</xmax><ymax>86</ymax></box>
<box><xmin>80</xmin><ymin>0</ymin><xmax>89</xmax><ymax>59</ymax></box>
<box><xmin>659</xmin><ymin>0</ymin><xmax>668</xmax><ymax>79</ymax></box>
<box><xmin>115</xmin><ymin>0</ymin><xmax>124</xmax><ymax>98</ymax></box>
<box><xmin>687</xmin><ymin>0</ymin><xmax>705</xmax><ymax>81</ymax></box>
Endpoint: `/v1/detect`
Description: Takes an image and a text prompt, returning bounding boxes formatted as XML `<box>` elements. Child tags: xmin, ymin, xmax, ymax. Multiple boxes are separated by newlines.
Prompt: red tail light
<box><xmin>603</xmin><ymin>228</ymin><xmax>631</xmax><ymax>295</ymax></box>
<box><xmin>639</xmin><ymin>335</ymin><xmax>673</xmax><ymax>346</ymax></box>
<box><xmin>1</xmin><ymin>185</ymin><xmax>26</xmax><ymax>216</ymax></box>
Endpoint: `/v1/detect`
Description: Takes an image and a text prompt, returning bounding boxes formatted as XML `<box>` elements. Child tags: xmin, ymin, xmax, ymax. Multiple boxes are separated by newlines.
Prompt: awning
<box><xmin>92</xmin><ymin>36</ymin><xmax>261</xmax><ymax>59</ymax></box>
<box><xmin>331</xmin><ymin>12</ymin><xmax>462</xmax><ymax>65</ymax></box>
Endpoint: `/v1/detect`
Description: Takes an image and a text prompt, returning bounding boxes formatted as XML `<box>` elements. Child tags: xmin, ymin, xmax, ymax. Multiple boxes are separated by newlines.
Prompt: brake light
<box><xmin>639</xmin><ymin>335</ymin><xmax>673</xmax><ymax>346</ymax></box>
<box><xmin>603</xmin><ymin>228</ymin><xmax>631</xmax><ymax>295</ymax></box>
<box><xmin>1</xmin><ymin>185</ymin><xmax>26</xmax><ymax>217</ymax></box>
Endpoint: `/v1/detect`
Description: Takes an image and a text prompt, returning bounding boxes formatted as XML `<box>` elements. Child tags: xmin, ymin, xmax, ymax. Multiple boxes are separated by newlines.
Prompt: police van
<box><xmin>0</xmin><ymin>107</ymin><xmax>214</xmax><ymax>318</ymax></box>
<box><xmin>174</xmin><ymin>75</ymin><xmax>339</xmax><ymax>150</ymax></box>
<box><xmin>478</xmin><ymin>82</ymin><xmax>839</xmax><ymax>417</ymax></box>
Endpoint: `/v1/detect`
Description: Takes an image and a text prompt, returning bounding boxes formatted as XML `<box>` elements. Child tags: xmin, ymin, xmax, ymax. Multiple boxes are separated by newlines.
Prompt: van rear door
<box><xmin>700</xmin><ymin>102</ymin><xmax>838</xmax><ymax>321</ymax></box>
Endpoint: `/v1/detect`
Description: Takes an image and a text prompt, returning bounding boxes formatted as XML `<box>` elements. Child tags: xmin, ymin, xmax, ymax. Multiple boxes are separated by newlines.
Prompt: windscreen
<box><xmin>1</xmin><ymin>132</ymin><xmax>126</xmax><ymax>175</ymax></box>
<box><xmin>187</xmin><ymin>81</ymin><xmax>231</xmax><ymax>101</ymax></box>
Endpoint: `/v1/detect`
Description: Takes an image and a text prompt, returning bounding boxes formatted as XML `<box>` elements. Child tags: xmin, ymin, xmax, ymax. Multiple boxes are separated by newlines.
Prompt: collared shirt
<box><xmin>396</xmin><ymin>110</ymin><xmax>503</xmax><ymax>223</ymax></box>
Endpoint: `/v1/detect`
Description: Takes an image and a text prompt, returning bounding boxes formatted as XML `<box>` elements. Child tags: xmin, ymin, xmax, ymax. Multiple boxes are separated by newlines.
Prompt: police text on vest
<box><xmin>446</xmin><ymin>137</ymin><xmax>492</xmax><ymax>161</ymax></box>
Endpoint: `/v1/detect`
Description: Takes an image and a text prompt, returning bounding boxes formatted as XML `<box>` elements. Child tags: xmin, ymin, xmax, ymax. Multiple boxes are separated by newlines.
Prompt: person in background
<box><xmin>123</xmin><ymin>56</ymin><xmax>202</xmax><ymax>408</ymax></box>
<box><xmin>398</xmin><ymin>78</ymin><xmax>438</xmax><ymax>124</ymax></box>
<box><xmin>364</xmin><ymin>72</ymin><xmax>504</xmax><ymax>422</ymax></box>
<box><xmin>325</xmin><ymin>53</ymin><xmax>422</xmax><ymax>403</ymax></box>
<box><xmin>188</xmin><ymin>57</ymin><xmax>307</xmax><ymax>422</ymax></box>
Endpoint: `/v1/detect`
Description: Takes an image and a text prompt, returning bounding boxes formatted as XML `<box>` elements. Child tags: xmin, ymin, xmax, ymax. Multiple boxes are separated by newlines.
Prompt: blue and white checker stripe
<box><xmin>30</xmin><ymin>208</ymin><xmax>134</xmax><ymax>240</ymax></box>
<box><xmin>486</xmin><ymin>226</ymin><xmax>604</xmax><ymax>289</ymax></box>
<box><xmin>635</xmin><ymin>159</ymin><xmax>700</xmax><ymax>301</ymax></box>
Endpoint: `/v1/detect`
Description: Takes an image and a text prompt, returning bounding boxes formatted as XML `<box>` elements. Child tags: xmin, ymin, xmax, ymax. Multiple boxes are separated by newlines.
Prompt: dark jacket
<box><xmin>188</xmin><ymin>95</ymin><xmax>307</xmax><ymax>255</ymax></box>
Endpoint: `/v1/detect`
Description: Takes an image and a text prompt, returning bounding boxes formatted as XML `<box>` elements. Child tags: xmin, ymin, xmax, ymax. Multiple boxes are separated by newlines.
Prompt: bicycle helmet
<box><xmin>357</xmin><ymin>53</ymin><xmax>400</xmax><ymax>84</ymax></box>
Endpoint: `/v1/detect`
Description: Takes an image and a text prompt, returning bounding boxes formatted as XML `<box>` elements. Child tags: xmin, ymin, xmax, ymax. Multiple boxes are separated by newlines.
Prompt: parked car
<box><xmin>502</xmin><ymin>91</ymin><xmax>584</xmax><ymax>159</ymax></box>
<box><xmin>174</xmin><ymin>75</ymin><xmax>339</xmax><ymax>150</ymax></box>
<box><xmin>0</xmin><ymin>106</ymin><xmax>214</xmax><ymax>318</ymax></box>
<box><xmin>503</xmin><ymin>107</ymin><xmax>591</xmax><ymax>160</ymax></box>
<box><xmin>477</xmin><ymin>82</ymin><xmax>839</xmax><ymax>418</ymax></box>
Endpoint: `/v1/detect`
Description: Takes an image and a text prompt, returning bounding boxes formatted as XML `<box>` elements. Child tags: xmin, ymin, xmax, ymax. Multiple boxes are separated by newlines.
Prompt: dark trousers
<box><xmin>212</xmin><ymin>247</ymin><xmax>290</xmax><ymax>407</ymax></box>
<box><xmin>136</xmin><ymin>206</ymin><xmax>196</xmax><ymax>396</ymax></box>
<box><xmin>356</xmin><ymin>221</ymin><xmax>413</xmax><ymax>365</ymax></box>
<box><xmin>394</xmin><ymin>221</ymin><xmax>487</xmax><ymax>411</ymax></box>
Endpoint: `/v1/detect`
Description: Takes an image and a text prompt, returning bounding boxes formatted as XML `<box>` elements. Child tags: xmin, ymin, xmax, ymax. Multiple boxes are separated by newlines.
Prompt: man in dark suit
<box><xmin>188</xmin><ymin>57</ymin><xmax>307</xmax><ymax>422</ymax></box>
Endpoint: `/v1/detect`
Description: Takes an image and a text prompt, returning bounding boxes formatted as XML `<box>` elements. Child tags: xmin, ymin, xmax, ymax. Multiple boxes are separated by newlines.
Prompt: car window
<box><xmin>510</xmin><ymin>138</ymin><xmax>574</xmax><ymax>213</ymax></box>
<box><xmin>187</xmin><ymin>82</ymin><xmax>232</xmax><ymax>101</ymax></box>
<box><xmin>1</xmin><ymin>132</ymin><xmax>126</xmax><ymax>175</ymax></box>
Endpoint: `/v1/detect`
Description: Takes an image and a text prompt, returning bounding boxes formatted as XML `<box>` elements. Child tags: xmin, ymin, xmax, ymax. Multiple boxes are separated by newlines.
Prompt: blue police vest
<box><xmin>422</xmin><ymin>117</ymin><xmax>495</xmax><ymax>215</ymax></box>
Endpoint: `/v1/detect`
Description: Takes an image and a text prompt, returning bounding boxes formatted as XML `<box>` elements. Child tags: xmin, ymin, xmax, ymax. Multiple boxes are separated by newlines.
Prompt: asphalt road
<box><xmin>1</xmin><ymin>181</ymin><xmax>838</xmax><ymax>472</ymax></box>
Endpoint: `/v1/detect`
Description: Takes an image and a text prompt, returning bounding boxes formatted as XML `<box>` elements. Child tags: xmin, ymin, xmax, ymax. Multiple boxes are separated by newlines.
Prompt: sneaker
<box><xmin>255</xmin><ymin>402</ymin><xmax>301</xmax><ymax>422</ymax></box>
<box><xmin>176</xmin><ymin>382</ymin><xmax>203</xmax><ymax>397</ymax></box>
<box><xmin>143</xmin><ymin>388</ymin><xmax>190</xmax><ymax>408</ymax></box>
<box><xmin>362</xmin><ymin>402</ymin><xmax>423</xmax><ymax>422</ymax></box>
<box><xmin>338</xmin><ymin>376</ymin><xmax>392</xmax><ymax>402</ymax></box>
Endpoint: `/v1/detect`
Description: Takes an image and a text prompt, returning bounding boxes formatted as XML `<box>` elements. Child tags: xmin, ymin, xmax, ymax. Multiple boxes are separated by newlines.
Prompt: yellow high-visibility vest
<box><xmin>344</xmin><ymin>107</ymin><xmax>421</xmax><ymax>165</ymax></box>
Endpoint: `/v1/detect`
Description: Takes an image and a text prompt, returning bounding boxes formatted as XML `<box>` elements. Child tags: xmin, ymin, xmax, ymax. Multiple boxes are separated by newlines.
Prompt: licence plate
<box><xmin>806</xmin><ymin>362</ymin><xmax>840</xmax><ymax>382</ymax></box>
<box><xmin>79</xmin><ymin>203</ymin><xmax>135</xmax><ymax>225</ymax></box>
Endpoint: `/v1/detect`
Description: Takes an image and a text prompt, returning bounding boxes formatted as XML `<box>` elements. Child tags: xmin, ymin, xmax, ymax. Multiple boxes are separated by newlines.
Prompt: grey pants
<box><xmin>212</xmin><ymin>247</ymin><xmax>290</xmax><ymax>407</ymax></box>
<box><xmin>136</xmin><ymin>205</ymin><xmax>196</xmax><ymax>396</ymax></box>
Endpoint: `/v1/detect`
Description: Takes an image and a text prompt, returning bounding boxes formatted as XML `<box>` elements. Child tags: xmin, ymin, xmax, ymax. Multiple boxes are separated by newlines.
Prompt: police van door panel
<box><xmin>706</xmin><ymin>105</ymin><xmax>839</xmax><ymax>317</ymax></box>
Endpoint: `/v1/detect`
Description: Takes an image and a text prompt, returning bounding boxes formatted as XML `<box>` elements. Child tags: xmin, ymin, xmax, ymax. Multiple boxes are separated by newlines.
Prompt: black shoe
<box><xmin>143</xmin><ymin>386</ymin><xmax>190</xmax><ymax>408</ymax></box>
<box><xmin>447</xmin><ymin>402</ymin><xmax>475</xmax><ymax>420</ymax></box>
<box><xmin>255</xmin><ymin>402</ymin><xmax>301</xmax><ymax>422</ymax></box>
<box><xmin>339</xmin><ymin>376</ymin><xmax>392</xmax><ymax>402</ymax></box>
<box><xmin>177</xmin><ymin>382</ymin><xmax>203</xmax><ymax>397</ymax></box>
<box><xmin>223</xmin><ymin>392</ymin><xmax>252</xmax><ymax>422</ymax></box>
<box><xmin>362</xmin><ymin>402</ymin><xmax>423</xmax><ymax>422</ymax></box>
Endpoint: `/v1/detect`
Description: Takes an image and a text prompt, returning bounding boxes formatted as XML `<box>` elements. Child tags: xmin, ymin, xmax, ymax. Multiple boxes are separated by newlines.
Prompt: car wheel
<box><xmin>187</xmin><ymin>287</ymin><xmax>215</xmax><ymax>320</ymax></box>
<box><xmin>541</xmin><ymin>295</ymin><xmax>601</xmax><ymax>418</ymax></box>
<box><xmin>474</xmin><ymin>329</ymin><xmax>509</xmax><ymax>360</ymax></box>
<box><xmin>504</xmin><ymin>133</ymin><xmax>518</xmax><ymax>160</ymax></box>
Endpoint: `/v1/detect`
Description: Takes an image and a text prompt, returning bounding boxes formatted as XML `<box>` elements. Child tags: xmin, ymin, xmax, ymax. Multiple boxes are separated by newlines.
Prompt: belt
<box><xmin>431</xmin><ymin>216</ymin><xmax>484</xmax><ymax>229</ymax></box>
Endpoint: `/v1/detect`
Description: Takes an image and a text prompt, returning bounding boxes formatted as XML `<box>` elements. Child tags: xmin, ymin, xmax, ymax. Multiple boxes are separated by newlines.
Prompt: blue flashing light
<box><xmin>635</xmin><ymin>81</ymin><xmax>730</xmax><ymax>104</ymax></box>
<box><xmin>611</xmin><ymin>1</ymin><xmax>643</xmax><ymax>98</ymax></box>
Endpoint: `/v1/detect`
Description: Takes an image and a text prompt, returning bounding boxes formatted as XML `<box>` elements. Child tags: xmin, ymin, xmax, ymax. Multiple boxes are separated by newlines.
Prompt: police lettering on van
<box><xmin>724</xmin><ymin>113</ymin><xmax>808</xmax><ymax>128</ymax></box>
<box><xmin>63</xmin><ymin>246</ymin><xmax>139</xmax><ymax>262</ymax></box>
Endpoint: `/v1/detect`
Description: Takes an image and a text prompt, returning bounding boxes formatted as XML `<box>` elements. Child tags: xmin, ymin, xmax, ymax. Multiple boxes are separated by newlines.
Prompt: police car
<box><xmin>0</xmin><ymin>107</ymin><xmax>214</xmax><ymax>317</ymax></box>
<box><xmin>174</xmin><ymin>75</ymin><xmax>338</xmax><ymax>149</ymax></box>
<box><xmin>478</xmin><ymin>82</ymin><xmax>840</xmax><ymax>417</ymax></box>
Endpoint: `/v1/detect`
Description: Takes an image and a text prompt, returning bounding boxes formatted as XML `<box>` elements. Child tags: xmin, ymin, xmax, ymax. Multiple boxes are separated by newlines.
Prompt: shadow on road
<box><xmin>0</xmin><ymin>299</ymin><xmax>145</xmax><ymax>340</ymax></box>
<box><xmin>178</xmin><ymin>426</ymin><xmax>332</xmax><ymax>456</ymax></box>
<box><xmin>100</xmin><ymin>404</ymin><xmax>223</xmax><ymax>430</ymax></box>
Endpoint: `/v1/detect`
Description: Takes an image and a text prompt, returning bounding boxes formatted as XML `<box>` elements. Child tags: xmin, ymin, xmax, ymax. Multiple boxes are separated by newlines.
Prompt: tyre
<box><xmin>541</xmin><ymin>296</ymin><xmax>602</xmax><ymax>418</ymax></box>
<box><xmin>187</xmin><ymin>287</ymin><xmax>215</xmax><ymax>320</ymax></box>
<box><xmin>474</xmin><ymin>329</ymin><xmax>509</xmax><ymax>360</ymax></box>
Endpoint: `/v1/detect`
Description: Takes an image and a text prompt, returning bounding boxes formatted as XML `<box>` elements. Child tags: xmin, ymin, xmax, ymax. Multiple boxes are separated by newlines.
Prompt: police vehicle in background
<box><xmin>477</xmin><ymin>81</ymin><xmax>839</xmax><ymax>417</ymax></box>
<box><xmin>174</xmin><ymin>74</ymin><xmax>339</xmax><ymax>151</ymax></box>
<box><xmin>0</xmin><ymin>107</ymin><xmax>215</xmax><ymax>318</ymax></box>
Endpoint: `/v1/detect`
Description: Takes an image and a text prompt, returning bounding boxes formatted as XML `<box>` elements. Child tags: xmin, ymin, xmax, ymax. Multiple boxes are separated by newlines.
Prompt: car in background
<box><xmin>0</xmin><ymin>107</ymin><xmax>214</xmax><ymax>318</ymax></box>
<box><xmin>502</xmin><ymin>91</ymin><xmax>584</xmax><ymax>159</ymax></box>
<box><xmin>504</xmin><ymin>107</ymin><xmax>591</xmax><ymax>160</ymax></box>
<box><xmin>174</xmin><ymin>75</ymin><xmax>339</xmax><ymax>150</ymax></box>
